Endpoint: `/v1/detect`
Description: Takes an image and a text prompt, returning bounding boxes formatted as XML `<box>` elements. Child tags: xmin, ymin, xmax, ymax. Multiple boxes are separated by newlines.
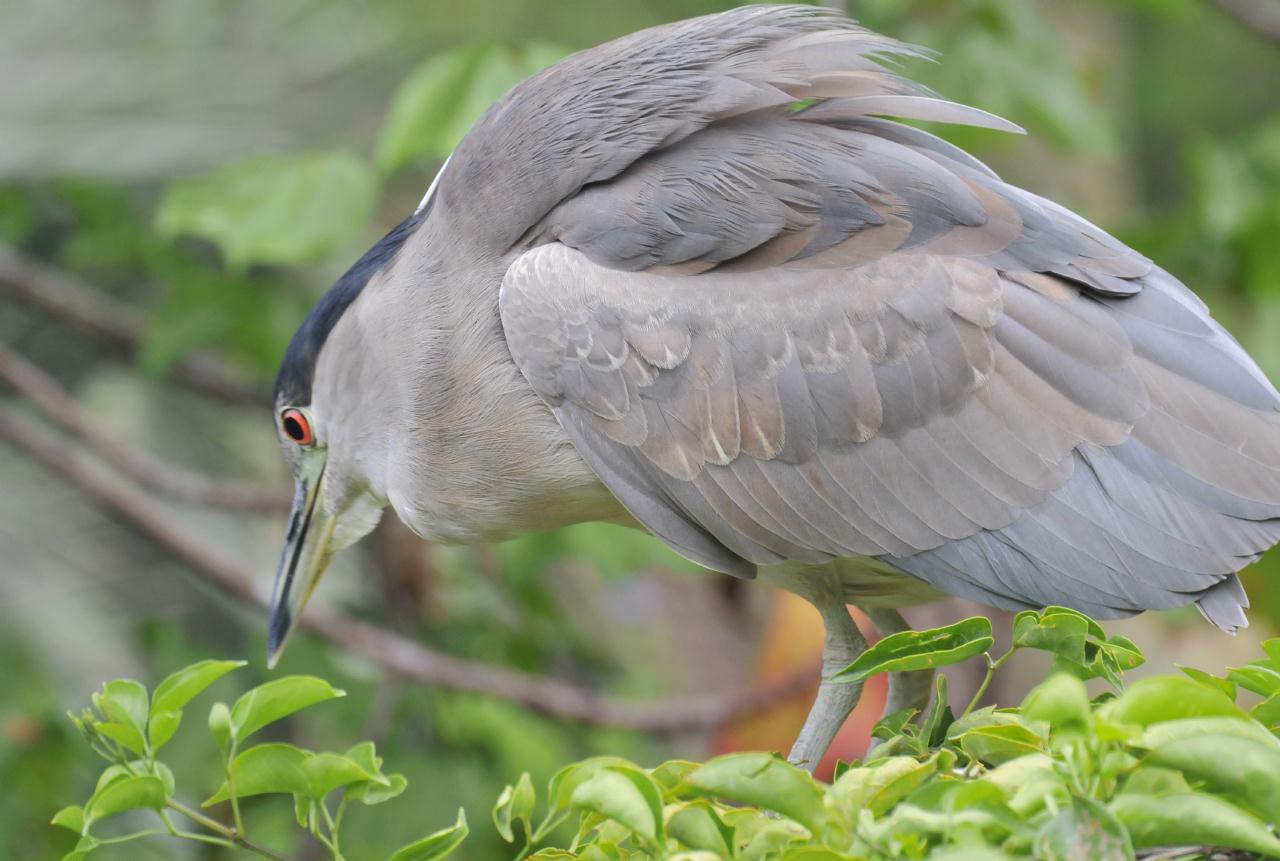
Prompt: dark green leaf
<box><xmin>922</xmin><ymin>673</ymin><xmax>953</xmax><ymax>747</ymax></box>
<box><xmin>684</xmin><ymin>753</ymin><xmax>825</xmax><ymax>833</ymax></box>
<box><xmin>388</xmin><ymin>808</ymin><xmax>468</xmax><ymax>861</ymax></box>
<box><xmin>228</xmin><ymin>676</ymin><xmax>344</xmax><ymax>743</ymax></box>
<box><xmin>152</xmin><ymin>659</ymin><xmax>244</xmax><ymax>716</ymax></box>
<box><xmin>1035</xmin><ymin>796</ymin><xmax>1134</xmax><ymax>861</ymax></box>
<box><xmin>833</xmin><ymin>617</ymin><xmax>993</xmax><ymax>683</ymax></box>
<box><xmin>156</xmin><ymin>151</ymin><xmax>377</xmax><ymax>268</ymax></box>
<box><xmin>1110</xmin><ymin>792</ymin><xmax>1280</xmax><ymax>856</ymax></box>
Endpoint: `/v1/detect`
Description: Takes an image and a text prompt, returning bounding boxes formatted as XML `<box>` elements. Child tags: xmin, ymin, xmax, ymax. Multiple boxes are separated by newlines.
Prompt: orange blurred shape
<box><xmin>710</xmin><ymin>591</ymin><xmax>886</xmax><ymax>781</ymax></box>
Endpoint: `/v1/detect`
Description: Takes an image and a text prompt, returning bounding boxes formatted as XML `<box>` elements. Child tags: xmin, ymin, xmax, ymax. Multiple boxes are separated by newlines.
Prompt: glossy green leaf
<box><xmin>51</xmin><ymin>805</ymin><xmax>86</xmax><ymax>834</ymax></box>
<box><xmin>388</xmin><ymin>807</ymin><xmax>469</xmax><ymax>861</ymax></box>
<box><xmin>156</xmin><ymin>151</ymin><xmax>377</xmax><ymax>269</ymax></box>
<box><xmin>1101</xmin><ymin>675</ymin><xmax>1246</xmax><ymax>727</ymax></box>
<box><xmin>547</xmin><ymin>756</ymin><xmax>636</xmax><ymax>811</ymax></box>
<box><xmin>651</xmin><ymin>760</ymin><xmax>700</xmax><ymax>797</ymax></box>
<box><xmin>1035</xmin><ymin>796</ymin><xmax>1133</xmax><ymax>861</ymax></box>
<box><xmin>349</xmin><ymin>772</ymin><xmax>407</xmax><ymax>806</ymax></box>
<box><xmin>569</xmin><ymin>766</ymin><xmax>664</xmax><ymax>844</ymax></box>
<box><xmin>204</xmin><ymin>743</ymin><xmax>311</xmax><ymax>805</ymax></box>
<box><xmin>228</xmin><ymin>675</ymin><xmax>344</xmax><ymax>743</ymax></box>
<box><xmin>303</xmin><ymin>751</ymin><xmax>380</xmax><ymax>799</ymax></box>
<box><xmin>1012</xmin><ymin>608</ymin><xmax>1094</xmax><ymax>663</ymax></box>
<box><xmin>152</xmin><ymin>659</ymin><xmax>244</xmax><ymax>716</ymax></box>
<box><xmin>1144</xmin><ymin>734</ymin><xmax>1280</xmax><ymax>824</ymax></box>
<box><xmin>833</xmin><ymin>617</ymin><xmax>993</xmax><ymax>683</ymax></box>
<box><xmin>93</xmin><ymin>722</ymin><xmax>146</xmax><ymax>757</ymax></box>
<box><xmin>85</xmin><ymin>775</ymin><xmax>165</xmax><ymax>826</ymax></box>
<box><xmin>684</xmin><ymin>753</ymin><xmax>826</xmax><ymax>833</ymax></box>
<box><xmin>493</xmin><ymin>772</ymin><xmax>535</xmax><ymax>842</ymax></box>
<box><xmin>1110</xmin><ymin>792</ymin><xmax>1280</xmax><ymax>856</ymax></box>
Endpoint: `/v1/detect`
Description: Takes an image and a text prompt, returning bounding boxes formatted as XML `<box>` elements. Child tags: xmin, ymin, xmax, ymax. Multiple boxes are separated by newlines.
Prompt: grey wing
<box><xmin>498</xmin><ymin>26</ymin><xmax>1280</xmax><ymax>630</ymax></box>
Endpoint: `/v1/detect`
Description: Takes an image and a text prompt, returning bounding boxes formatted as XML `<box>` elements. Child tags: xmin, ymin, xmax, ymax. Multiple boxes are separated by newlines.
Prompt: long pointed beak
<box><xmin>267</xmin><ymin>453</ymin><xmax>335</xmax><ymax>668</ymax></box>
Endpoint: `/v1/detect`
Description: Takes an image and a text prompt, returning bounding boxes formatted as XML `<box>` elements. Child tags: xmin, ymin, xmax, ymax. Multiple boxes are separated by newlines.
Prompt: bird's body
<box><xmin>269</xmin><ymin>5</ymin><xmax>1280</xmax><ymax>768</ymax></box>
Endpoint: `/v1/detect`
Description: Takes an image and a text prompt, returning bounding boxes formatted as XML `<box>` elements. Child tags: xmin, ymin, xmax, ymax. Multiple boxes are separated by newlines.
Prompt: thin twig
<box><xmin>0</xmin><ymin>403</ymin><xmax>815</xmax><ymax>733</ymax></box>
<box><xmin>0</xmin><ymin>342</ymin><xmax>288</xmax><ymax>512</ymax></box>
<box><xmin>0</xmin><ymin>244</ymin><xmax>268</xmax><ymax>405</ymax></box>
<box><xmin>1210</xmin><ymin>0</ymin><xmax>1280</xmax><ymax>42</ymax></box>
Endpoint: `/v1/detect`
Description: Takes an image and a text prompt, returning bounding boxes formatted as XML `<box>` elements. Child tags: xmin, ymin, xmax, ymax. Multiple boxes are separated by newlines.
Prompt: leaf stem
<box><xmin>962</xmin><ymin>647</ymin><xmax>1018</xmax><ymax>717</ymax></box>
<box><xmin>166</xmin><ymin>798</ymin><xmax>294</xmax><ymax>861</ymax></box>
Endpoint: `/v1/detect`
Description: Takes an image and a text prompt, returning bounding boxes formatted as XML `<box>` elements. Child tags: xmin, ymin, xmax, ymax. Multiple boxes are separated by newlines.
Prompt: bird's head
<box><xmin>266</xmin><ymin>212</ymin><xmax>426</xmax><ymax>666</ymax></box>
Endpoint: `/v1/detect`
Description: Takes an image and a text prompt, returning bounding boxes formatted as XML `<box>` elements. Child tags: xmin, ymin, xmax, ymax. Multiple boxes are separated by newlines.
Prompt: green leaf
<box><xmin>1110</xmin><ymin>792</ymin><xmax>1280</xmax><ymax>856</ymax></box>
<box><xmin>147</xmin><ymin>710</ymin><xmax>182</xmax><ymax>751</ymax></box>
<box><xmin>1177</xmin><ymin>665</ymin><xmax>1237</xmax><ymax>699</ymax></box>
<box><xmin>1012</xmin><ymin>608</ymin><xmax>1095</xmax><ymax>664</ymax></box>
<box><xmin>204</xmin><ymin>743</ymin><xmax>311</xmax><ymax>805</ymax></box>
<box><xmin>152</xmin><ymin>659</ymin><xmax>244</xmax><ymax>716</ymax></box>
<box><xmin>983</xmin><ymin>753</ymin><xmax>1066</xmax><ymax>817</ymax></box>
<box><xmin>957</xmin><ymin>721</ymin><xmax>1046</xmax><ymax>765</ymax></box>
<box><xmin>832</xmin><ymin>617</ymin><xmax>994</xmax><ymax>683</ymax></box>
<box><xmin>85</xmin><ymin>775</ymin><xmax>165</xmax><ymax>826</ymax></box>
<box><xmin>377</xmin><ymin>41</ymin><xmax>568</xmax><ymax>172</ymax></box>
<box><xmin>569</xmin><ymin>766</ymin><xmax>664</xmax><ymax>845</ymax></box>
<box><xmin>388</xmin><ymin>808</ymin><xmax>469</xmax><ymax>861</ymax></box>
<box><xmin>228</xmin><ymin>675</ymin><xmax>345</xmax><ymax>743</ymax></box>
<box><xmin>1254</xmin><ymin>692</ymin><xmax>1280</xmax><ymax>732</ymax></box>
<box><xmin>1020</xmin><ymin>673</ymin><xmax>1090</xmax><ymax>732</ymax></box>
<box><xmin>493</xmin><ymin>772</ymin><xmax>535</xmax><ymax>843</ymax></box>
<box><xmin>651</xmin><ymin>760</ymin><xmax>700</xmax><ymax>797</ymax></box>
<box><xmin>303</xmin><ymin>751</ymin><xmax>380</xmax><ymax>799</ymax></box>
<box><xmin>1101</xmin><ymin>675</ymin><xmax>1247</xmax><ymax>727</ymax></box>
<box><xmin>93</xmin><ymin>722</ymin><xmax>146</xmax><ymax>757</ymax></box>
<box><xmin>1137</xmin><ymin>715</ymin><xmax>1280</xmax><ymax>751</ymax></box>
<box><xmin>61</xmin><ymin>835</ymin><xmax>99</xmax><ymax>861</ymax></box>
<box><xmin>1035</xmin><ymin>796</ymin><xmax>1134</xmax><ymax>861</ymax></box>
<box><xmin>921</xmin><ymin>673</ymin><xmax>953</xmax><ymax>746</ymax></box>
<box><xmin>1144</xmin><ymin>734</ymin><xmax>1280</xmax><ymax>824</ymax></box>
<box><xmin>51</xmin><ymin>805</ymin><xmax>86</xmax><ymax>834</ymax></box>
<box><xmin>91</xmin><ymin>679</ymin><xmax>149</xmax><ymax>754</ymax></box>
<box><xmin>1263</xmin><ymin>637</ymin><xmax>1280</xmax><ymax>667</ymax></box>
<box><xmin>348</xmin><ymin>772</ymin><xmax>407</xmax><ymax>806</ymax></box>
<box><xmin>684</xmin><ymin>753</ymin><xmax>826</xmax><ymax>833</ymax></box>
<box><xmin>667</xmin><ymin>802</ymin><xmax>735</xmax><ymax>858</ymax></box>
<box><xmin>156</xmin><ymin>150</ymin><xmax>377</xmax><ymax>269</ymax></box>
<box><xmin>830</xmin><ymin>755</ymin><xmax>939</xmax><ymax>817</ymax></box>
<box><xmin>1227</xmin><ymin>662</ymin><xmax>1280</xmax><ymax>698</ymax></box>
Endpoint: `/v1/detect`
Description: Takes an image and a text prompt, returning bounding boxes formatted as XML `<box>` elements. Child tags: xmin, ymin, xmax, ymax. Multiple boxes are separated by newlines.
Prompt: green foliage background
<box><xmin>2</xmin><ymin>1</ymin><xmax>1280</xmax><ymax>859</ymax></box>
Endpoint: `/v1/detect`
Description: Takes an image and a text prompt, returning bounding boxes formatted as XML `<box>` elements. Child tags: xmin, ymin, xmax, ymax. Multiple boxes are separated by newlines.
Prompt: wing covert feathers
<box><xmin>492</xmin><ymin>5</ymin><xmax>1280</xmax><ymax>630</ymax></box>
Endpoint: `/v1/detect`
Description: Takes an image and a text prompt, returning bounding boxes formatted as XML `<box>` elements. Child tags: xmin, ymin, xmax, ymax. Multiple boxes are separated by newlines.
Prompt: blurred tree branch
<box><xmin>0</xmin><ymin>244</ymin><xmax>268</xmax><ymax>405</ymax></box>
<box><xmin>0</xmin><ymin>401</ymin><xmax>814</xmax><ymax>733</ymax></box>
<box><xmin>1211</xmin><ymin>0</ymin><xmax>1280</xmax><ymax>41</ymax></box>
<box><xmin>0</xmin><ymin>340</ymin><xmax>289</xmax><ymax>513</ymax></box>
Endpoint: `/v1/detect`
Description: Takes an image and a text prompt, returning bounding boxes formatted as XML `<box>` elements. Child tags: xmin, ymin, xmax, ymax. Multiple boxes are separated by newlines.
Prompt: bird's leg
<box><xmin>865</xmin><ymin>608</ymin><xmax>934</xmax><ymax>721</ymax></box>
<box><xmin>787</xmin><ymin>593</ymin><xmax>868</xmax><ymax>773</ymax></box>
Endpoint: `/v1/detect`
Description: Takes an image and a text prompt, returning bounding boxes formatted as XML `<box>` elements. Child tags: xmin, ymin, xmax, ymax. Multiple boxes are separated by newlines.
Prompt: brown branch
<box><xmin>0</xmin><ymin>244</ymin><xmax>269</xmax><ymax>405</ymax></box>
<box><xmin>0</xmin><ymin>341</ymin><xmax>288</xmax><ymax>513</ymax></box>
<box><xmin>1211</xmin><ymin>0</ymin><xmax>1280</xmax><ymax>42</ymax></box>
<box><xmin>0</xmin><ymin>402</ymin><xmax>814</xmax><ymax>733</ymax></box>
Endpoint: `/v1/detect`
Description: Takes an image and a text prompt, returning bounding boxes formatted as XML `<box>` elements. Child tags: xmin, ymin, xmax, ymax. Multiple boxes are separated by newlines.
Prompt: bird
<box><xmin>267</xmin><ymin>4</ymin><xmax>1280</xmax><ymax>771</ymax></box>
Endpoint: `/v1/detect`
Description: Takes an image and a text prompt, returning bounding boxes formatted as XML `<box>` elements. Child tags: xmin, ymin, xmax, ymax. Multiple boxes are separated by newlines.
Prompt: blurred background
<box><xmin>2</xmin><ymin>0</ymin><xmax>1279</xmax><ymax>858</ymax></box>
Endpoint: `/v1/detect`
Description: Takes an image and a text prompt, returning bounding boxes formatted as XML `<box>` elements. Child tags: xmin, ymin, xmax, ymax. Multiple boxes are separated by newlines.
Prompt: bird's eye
<box><xmin>280</xmin><ymin>408</ymin><xmax>314</xmax><ymax>445</ymax></box>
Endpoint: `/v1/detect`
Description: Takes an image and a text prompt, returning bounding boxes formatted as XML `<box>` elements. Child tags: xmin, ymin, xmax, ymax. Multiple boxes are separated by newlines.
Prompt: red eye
<box><xmin>281</xmin><ymin>409</ymin><xmax>314</xmax><ymax>445</ymax></box>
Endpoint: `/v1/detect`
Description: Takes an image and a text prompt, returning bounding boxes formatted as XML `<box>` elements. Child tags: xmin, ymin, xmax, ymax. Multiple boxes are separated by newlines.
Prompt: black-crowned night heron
<box><xmin>268</xmin><ymin>5</ymin><xmax>1280</xmax><ymax>770</ymax></box>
